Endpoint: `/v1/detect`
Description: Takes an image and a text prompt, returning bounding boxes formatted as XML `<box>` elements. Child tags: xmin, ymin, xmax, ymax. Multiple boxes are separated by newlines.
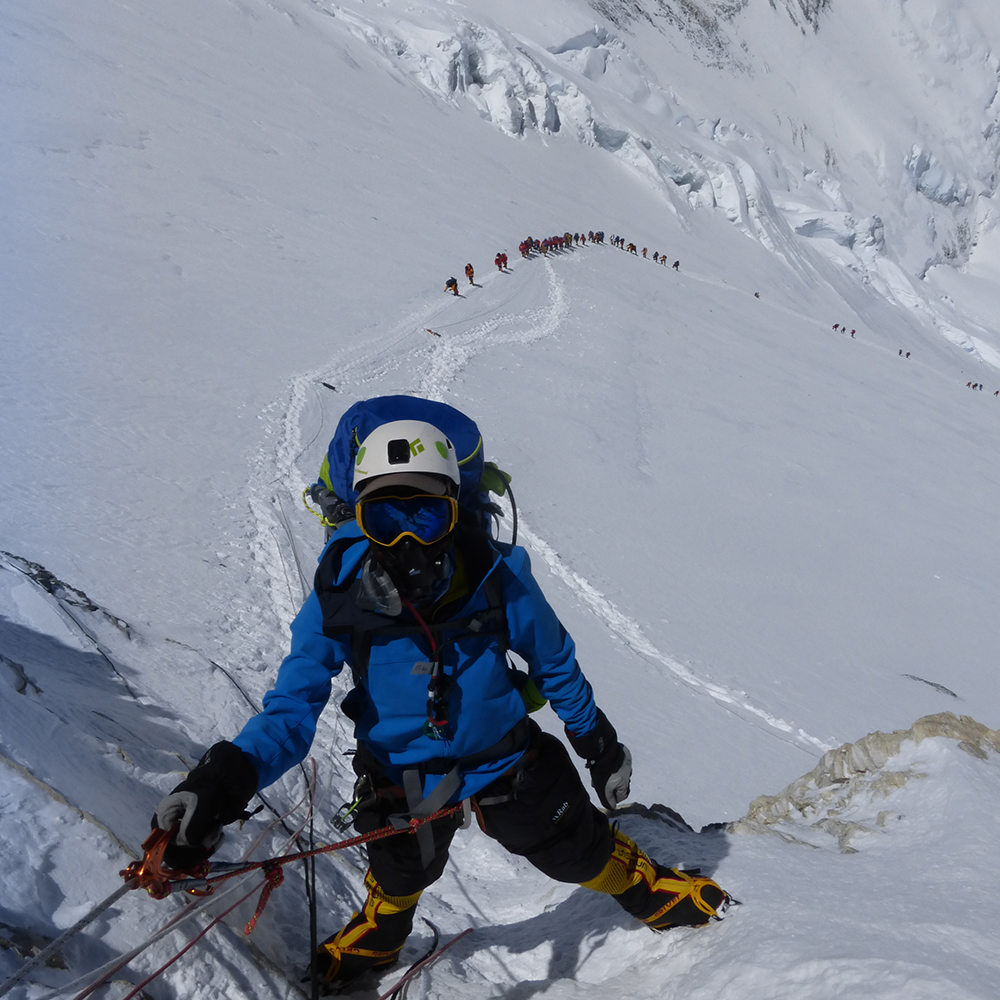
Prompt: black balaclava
<box><xmin>357</xmin><ymin>474</ymin><xmax>457</xmax><ymax>614</ymax></box>
<box><xmin>367</xmin><ymin>534</ymin><xmax>455</xmax><ymax>612</ymax></box>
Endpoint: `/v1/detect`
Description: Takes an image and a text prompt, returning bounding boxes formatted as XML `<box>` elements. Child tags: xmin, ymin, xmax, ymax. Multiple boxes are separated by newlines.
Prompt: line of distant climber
<box><xmin>518</xmin><ymin>230</ymin><xmax>606</xmax><ymax>257</ymax></box>
<box><xmin>439</xmin><ymin>229</ymin><xmax>998</xmax><ymax>398</ymax></box>
<box><xmin>610</xmin><ymin>235</ymin><xmax>679</xmax><ymax>269</ymax></box>
<box><xmin>444</xmin><ymin>231</ymin><xmax>605</xmax><ymax>295</ymax></box>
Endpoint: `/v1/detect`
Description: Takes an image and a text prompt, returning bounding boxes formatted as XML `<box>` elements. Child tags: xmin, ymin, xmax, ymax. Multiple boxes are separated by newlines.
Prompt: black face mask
<box><xmin>365</xmin><ymin>536</ymin><xmax>455</xmax><ymax>611</ymax></box>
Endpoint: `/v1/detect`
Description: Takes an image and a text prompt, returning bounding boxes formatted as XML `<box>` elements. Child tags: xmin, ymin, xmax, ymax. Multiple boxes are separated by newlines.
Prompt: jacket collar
<box><xmin>314</xmin><ymin>520</ymin><xmax>502</xmax><ymax>634</ymax></box>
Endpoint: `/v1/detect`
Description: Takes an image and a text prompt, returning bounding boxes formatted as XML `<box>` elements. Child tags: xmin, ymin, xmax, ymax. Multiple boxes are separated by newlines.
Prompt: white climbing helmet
<box><xmin>353</xmin><ymin>419</ymin><xmax>461</xmax><ymax>492</ymax></box>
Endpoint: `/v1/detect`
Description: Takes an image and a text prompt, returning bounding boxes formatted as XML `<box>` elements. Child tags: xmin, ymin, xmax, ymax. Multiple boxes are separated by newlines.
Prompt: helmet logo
<box><xmin>435</xmin><ymin>441</ymin><xmax>449</xmax><ymax>459</ymax></box>
<box><xmin>409</xmin><ymin>438</ymin><xmax>425</xmax><ymax>456</ymax></box>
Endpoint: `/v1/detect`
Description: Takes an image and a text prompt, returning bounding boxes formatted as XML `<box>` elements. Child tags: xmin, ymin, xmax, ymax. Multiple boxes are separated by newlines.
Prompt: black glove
<box><xmin>151</xmin><ymin>741</ymin><xmax>259</xmax><ymax>869</ymax></box>
<box><xmin>566</xmin><ymin>709</ymin><xmax>632</xmax><ymax>810</ymax></box>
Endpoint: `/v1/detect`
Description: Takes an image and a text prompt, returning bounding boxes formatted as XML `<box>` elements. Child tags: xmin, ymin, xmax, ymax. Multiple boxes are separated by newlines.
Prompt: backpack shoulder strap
<box><xmin>313</xmin><ymin>534</ymin><xmax>387</xmax><ymax>639</ymax></box>
<box><xmin>350</xmin><ymin>631</ymin><xmax>373</xmax><ymax>687</ymax></box>
<box><xmin>478</xmin><ymin>562</ymin><xmax>508</xmax><ymax>656</ymax></box>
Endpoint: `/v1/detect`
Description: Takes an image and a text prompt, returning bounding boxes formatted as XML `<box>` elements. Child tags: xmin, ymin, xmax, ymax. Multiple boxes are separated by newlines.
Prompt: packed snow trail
<box><xmin>232</xmin><ymin>200</ymin><xmax>999</xmax><ymax>820</ymax></box>
<box><xmin>255</xmin><ymin>216</ymin><xmax>996</xmax><ymax>774</ymax></box>
<box><xmin>244</xmin><ymin>252</ymin><xmax>567</xmax><ymax>627</ymax></box>
<box><xmin>417</xmin><ymin>259</ymin><xmax>569</xmax><ymax>400</ymax></box>
<box><xmin>615</xmin><ymin>247</ymin><xmax>1000</xmax><ymax>391</ymax></box>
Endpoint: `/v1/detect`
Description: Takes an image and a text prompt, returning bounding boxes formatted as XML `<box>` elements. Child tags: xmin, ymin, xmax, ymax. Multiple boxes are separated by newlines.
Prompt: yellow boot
<box><xmin>582</xmin><ymin>828</ymin><xmax>727</xmax><ymax>930</ymax></box>
<box><xmin>315</xmin><ymin>871</ymin><xmax>421</xmax><ymax>988</ymax></box>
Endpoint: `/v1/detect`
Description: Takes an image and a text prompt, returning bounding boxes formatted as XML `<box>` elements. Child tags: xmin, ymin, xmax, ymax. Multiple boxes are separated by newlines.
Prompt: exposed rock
<box><xmin>731</xmin><ymin>713</ymin><xmax>1000</xmax><ymax>851</ymax></box>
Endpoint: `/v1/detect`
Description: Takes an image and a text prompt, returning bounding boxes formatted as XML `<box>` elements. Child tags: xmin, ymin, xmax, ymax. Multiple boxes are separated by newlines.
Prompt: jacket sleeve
<box><xmin>233</xmin><ymin>589</ymin><xmax>349</xmax><ymax>789</ymax></box>
<box><xmin>502</xmin><ymin>550</ymin><xmax>598</xmax><ymax>738</ymax></box>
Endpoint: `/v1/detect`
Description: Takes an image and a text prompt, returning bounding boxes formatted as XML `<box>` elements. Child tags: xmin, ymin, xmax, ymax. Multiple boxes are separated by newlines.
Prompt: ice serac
<box><xmin>326</xmin><ymin>0</ymin><xmax>1000</xmax><ymax>361</ymax></box>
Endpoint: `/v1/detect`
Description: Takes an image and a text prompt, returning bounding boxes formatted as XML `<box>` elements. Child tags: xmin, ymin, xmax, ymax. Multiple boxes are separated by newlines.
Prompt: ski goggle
<box><xmin>356</xmin><ymin>493</ymin><xmax>459</xmax><ymax>547</ymax></box>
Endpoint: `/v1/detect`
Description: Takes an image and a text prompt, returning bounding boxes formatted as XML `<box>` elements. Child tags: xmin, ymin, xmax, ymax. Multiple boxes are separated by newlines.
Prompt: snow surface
<box><xmin>3</xmin><ymin>0</ymin><xmax>1000</xmax><ymax>996</ymax></box>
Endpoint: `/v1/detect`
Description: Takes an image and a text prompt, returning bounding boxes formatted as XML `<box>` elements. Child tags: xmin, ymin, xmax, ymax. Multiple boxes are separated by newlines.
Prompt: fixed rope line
<box><xmin>31</xmin><ymin>786</ymin><xmax>319</xmax><ymax>1000</ymax></box>
<box><xmin>97</xmin><ymin>806</ymin><xmax>464</xmax><ymax>997</ymax></box>
<box><xmin>8</xmin><ymin>789</ymin><xmax>457</xmax><ymax>1000</ymax></box>
<box><xmin>0</xmin><ymin>882</ymin><xmax>136</xmax><ymax>999</ymax></box>
<box><xmin>122</xmin><ymin>804</ymin><xmax>464</xmax><ymax>900</ymax></box>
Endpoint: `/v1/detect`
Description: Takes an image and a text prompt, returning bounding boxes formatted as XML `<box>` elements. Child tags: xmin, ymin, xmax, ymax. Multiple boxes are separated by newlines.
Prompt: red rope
<box><xmin>199</xmin><ymin>803</ymin><xmax>462</xmax><ymax>890</ymax></box>
<box><xmin>109</xmin><ymin>789</ymin><xmax>463</xmax><ymax>998</ymax></box>
<box><xmin>78</xmin><ymin>774</ymin><xmax>323</xmax><ymax>1000</ymax></box>
<box><xmin>124</xmin><ymin>804</ymin><xmax>463</xmax><ymax>900</ymax></box>
<box><xmin>114</xmin><ymin>877</ymin><xmax>266</xmax><ymax>1000</ymax></box>
<box><xmin>243</xmin><ymin>861</ymin><xmax>284</xmax><ymax>936</ymax></box>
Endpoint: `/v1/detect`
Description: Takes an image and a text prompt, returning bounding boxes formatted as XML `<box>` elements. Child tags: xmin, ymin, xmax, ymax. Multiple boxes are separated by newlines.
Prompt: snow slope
<box><xmin>3</xmin><ymin>0</ymin><xmax>1000</xmax><ymax>996</ymax></box>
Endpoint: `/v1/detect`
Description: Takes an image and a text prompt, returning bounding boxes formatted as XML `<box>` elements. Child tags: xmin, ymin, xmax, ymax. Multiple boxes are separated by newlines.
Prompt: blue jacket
<box><xmin>233</xmin><ymin>522</ymin><xmax>599</xmax><ymax>803</ymax></box>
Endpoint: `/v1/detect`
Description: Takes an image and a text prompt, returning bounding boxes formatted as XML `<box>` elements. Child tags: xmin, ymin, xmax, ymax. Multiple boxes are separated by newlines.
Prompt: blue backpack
<box><xmin>310</xmin><ymin>395</ymin><xmax>515</xmax><ymax>538</ymax></box>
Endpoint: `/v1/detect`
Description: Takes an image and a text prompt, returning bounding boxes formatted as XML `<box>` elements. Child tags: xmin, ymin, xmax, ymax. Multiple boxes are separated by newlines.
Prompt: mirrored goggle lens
<box><xmin>358</xmin><ymin>495</ymin><xmax>457</xmax><ymax>546</ymax></box>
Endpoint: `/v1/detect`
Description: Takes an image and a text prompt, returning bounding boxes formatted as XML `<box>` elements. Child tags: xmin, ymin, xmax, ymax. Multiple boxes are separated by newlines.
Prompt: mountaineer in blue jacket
<box><xmin>152</xmin><ymin>399</ymin><xmax>729</xmax><ymax>989</ymax></box>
